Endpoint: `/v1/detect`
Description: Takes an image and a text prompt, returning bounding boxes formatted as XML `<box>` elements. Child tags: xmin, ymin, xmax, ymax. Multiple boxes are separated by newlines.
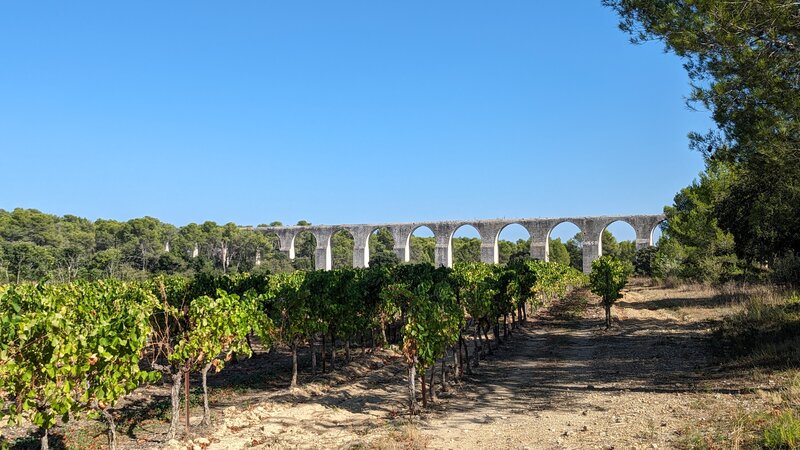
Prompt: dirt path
<box><xmin>419</xmin><ymin>284</ymin><xmax>726</xmax><ymax>450</ymax></box>
<box><xmin>140</xmin><ymin>282</ymin><xmax>755</xmax><ymax>450</ymax></box>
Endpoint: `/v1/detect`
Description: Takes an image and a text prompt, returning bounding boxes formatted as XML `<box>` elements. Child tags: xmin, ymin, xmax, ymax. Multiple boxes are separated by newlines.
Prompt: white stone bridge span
<box><xmin>249</xmin><ymin>215</ymin><xmax>665</xmax><ymax>273</ymax></box>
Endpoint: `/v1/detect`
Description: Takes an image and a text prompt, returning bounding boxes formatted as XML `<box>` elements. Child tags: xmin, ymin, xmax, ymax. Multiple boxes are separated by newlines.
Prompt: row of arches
<box><xmin>254</xmin><ymin>215</ymin><xmax>665</xmax><ymax>273</ymax></box>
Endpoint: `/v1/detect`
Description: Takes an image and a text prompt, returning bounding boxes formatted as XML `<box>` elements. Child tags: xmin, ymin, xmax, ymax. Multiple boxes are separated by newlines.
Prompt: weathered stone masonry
<box><xmin>248</xmin><ymin>215</ymin><xmax>665</xmax><ymax>273</ymax></box>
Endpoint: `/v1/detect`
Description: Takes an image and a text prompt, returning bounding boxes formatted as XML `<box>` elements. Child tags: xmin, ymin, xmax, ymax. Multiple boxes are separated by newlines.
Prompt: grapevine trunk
<box><xmin>201</xmin><ymin>362</ymin><xmax>212</xmax><ymax>426</ymax></box>
<box><xmin>407</xmin><ymin>363</ymin><xmax>418</xmax><ymax>414</ymax></box>
<box><xmin>290</xmin><ymin>341</ymin><xmax>298</xmax><ymax>388</ymax></box>
<box><xmin>100</xmin><ymin>407</ymin><xmax>118</xmax><ymax>450</ymax></box>
<box><xmin>167</xmin><ymin>370</ymin><xmax>183</xmax><ymax>440</ymax></box>
<box><xmin>40</xmin><ymin>428</ymin><xmax>49</xmax><ymax>450</ymax></box>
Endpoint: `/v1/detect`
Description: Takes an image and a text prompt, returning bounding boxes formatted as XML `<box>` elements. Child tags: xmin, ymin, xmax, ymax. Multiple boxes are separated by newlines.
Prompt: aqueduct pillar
<box><xmin>524</xmin><ymin>221</ymin><xmax>552</xmax><ymax>262</ymax></box>
<box><xmin>581</xmin><ymin>219</ymin><xmax>607</xmax><ymax>274</ymax></box>
<box><xmin>475</xmin><ymin>223</ymin><xmax>502</xmax><ymax>264</ymax></box>
<box><xmin>349</xmin><ymin>226</ymin><xmax>372</xmax><ymax>268</ymax></box>
<box><xmin>312</xmin><ymin>229</ymin><xmax>333</xmax><ymax>271</ymax></box>
<box><xmin>431</xmin><ymin>223</ymin><xmax>455</xmax><ymax>268</ymax></box>
<box><xmin>389</xmin><ymin>225</ymin><xmax>413</xmax><ymax>263</ymax></box>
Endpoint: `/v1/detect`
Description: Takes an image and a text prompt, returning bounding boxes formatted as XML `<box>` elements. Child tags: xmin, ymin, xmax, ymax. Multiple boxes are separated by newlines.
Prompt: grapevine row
<box><xmin>0</xmin><ymin>259</ymin><xmax>585</xmax><ymax>449</ymax></box>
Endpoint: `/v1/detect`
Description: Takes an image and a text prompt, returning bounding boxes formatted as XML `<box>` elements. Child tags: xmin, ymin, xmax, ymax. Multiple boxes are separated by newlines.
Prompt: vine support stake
<box><xmin>185</xmin><ymin>370</ymin><xmax>190</xmax><ymax>434</ymax></box>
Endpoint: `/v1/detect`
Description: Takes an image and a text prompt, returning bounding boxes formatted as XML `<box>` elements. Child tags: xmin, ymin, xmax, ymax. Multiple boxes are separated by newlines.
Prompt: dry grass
<box><xmin>677</xmin><ymin>284</ymin><xmax>800</xmax><ymax>449</ymax></box>
<box><xmin>365</xmin><ymin>422</ymin><xmax>429</xmax><ymax>450</ymax></box>
<box><xmin>714</xmin><ymin>289</ymin><xmax>800</xmax><ymax>368</ymax></box>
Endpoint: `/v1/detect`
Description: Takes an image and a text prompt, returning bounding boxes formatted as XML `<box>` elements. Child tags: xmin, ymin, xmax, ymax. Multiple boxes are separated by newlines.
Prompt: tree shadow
<box><xmin>417</xmin><ymin>312</ymin><xmax>758</xmax><ymax>422</ymax></box>
<box><xmin>114</xmin><ymin>396</ymin><xmax>171</xmax><ymax>442</ymax></box>
<box><xmin>617</xmin><ymin>295</ymin><xmax>742</xmax><ymax>310</ymax></box>
<box><xmin>206</xmin><ymin>347</ymin><xmax>407</xmax><ymax>418</ymax></box>
<box><xmin>8</xmin><ymin>433</ymin><xmax>67</xmax><ymax>450</ymax></box>
<box><xmin>217</xmin><ymin>307</ymin><xmax>753</xmax><ymax>423</ymax></box>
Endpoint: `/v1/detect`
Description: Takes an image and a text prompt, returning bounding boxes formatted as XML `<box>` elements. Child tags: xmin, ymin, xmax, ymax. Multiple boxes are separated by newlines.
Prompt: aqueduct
<box><xmin>248</xmin><ymin>215</ymin><xmax>665</xmax><ymax>273</ymax></box>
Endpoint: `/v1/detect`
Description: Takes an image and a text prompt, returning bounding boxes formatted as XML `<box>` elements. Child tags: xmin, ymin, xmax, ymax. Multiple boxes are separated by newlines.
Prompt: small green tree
<box><xmin>565</xmin><ymin>232</ymin><xmax>584</xmax><ymax>271</ymax></box>
<box><xmin>655</xmin><ymin>162</ymin><xmax>742</xmax><ymax>283</ymax></box>
<box><xmin>633</xmin><ymin>246</ymin><xmax>657</xmax><ymax>277</ymax></box>
<box><xmin>589</xmin><ymin>256</ymin><xmax>630</xmax><ymax>329</ymax></box>
<box><xmin>548</xmin><ymin>238</ymin><xmax>570</xmax><ymax>266</ymax></box>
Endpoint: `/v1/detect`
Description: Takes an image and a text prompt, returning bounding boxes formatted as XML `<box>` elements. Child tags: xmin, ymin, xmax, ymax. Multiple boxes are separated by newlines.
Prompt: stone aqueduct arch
<box><xmin>249</xmin><ymin>215</ymin><xmax>665</xmax><ymax>273</ymax></box>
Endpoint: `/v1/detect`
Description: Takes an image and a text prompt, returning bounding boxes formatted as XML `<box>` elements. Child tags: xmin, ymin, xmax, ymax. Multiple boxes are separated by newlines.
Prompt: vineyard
<box><xmin>0</xmin><ymin>259</ymin><xmax>585</xmax><ymax>449</ymax></box>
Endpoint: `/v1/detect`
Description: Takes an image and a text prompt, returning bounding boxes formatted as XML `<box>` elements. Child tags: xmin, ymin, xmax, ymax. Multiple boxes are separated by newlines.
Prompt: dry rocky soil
<box><xmin>19</xmin><ymin>280</ymin><xmax>782</xmax><ymax>449</ymax></box>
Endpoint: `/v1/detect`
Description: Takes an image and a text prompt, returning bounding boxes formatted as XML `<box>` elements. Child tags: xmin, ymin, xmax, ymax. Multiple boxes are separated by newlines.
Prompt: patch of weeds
<box><xmin>714</xmin><ymin>292</ymin><xmax>800</xmax><ymax>367</ymax></box>
<box><xmin>764</xmin><ymin>410</ymin><xmax>800</xmax><ymax>450</ymax></box>
<box><xmin>371</xmin><ymin>422</ymin><xmax>429</xmax><ymax>450</ymax></box>
<box><xmin>676</xmin><ymin>429</ymin><xmax>715</xmax><ymax>450</ymax></box>
<box><xmin>185</xmin><ymin>389</ymin><xmax>205</xmax><ymax>408</ymax></box>
<box><xmin>635</xmin><ymin>416</ymin><xmax>657</xmax><ymax>441</ymax></box>
<box><xmin>677</xmin><ymin>424</ymin><xmax>737</xmax><ymax>450</ymax></box>
<box><xmin>679</xmin><ymin>371</ymin><xmax>800</xmax><ymax>449</ymax></box>
<box><xmin>784</xmin><ymin>374</ymin><xmax>800</xmax><ymax>403</ymax></box>
<box><xmin>677</xmin><ymin>399</ymin><xmax>762</xmax><ymax>449</ymax></box>
<box><xmin>687</xmin><ymin>397</ymin><xmax>710</xmax><ymax>411</ymax></box>
<box><xmin>60</xmin><ymin>423</ymin><xmax>106</xmax><ymax>450</ymax></box>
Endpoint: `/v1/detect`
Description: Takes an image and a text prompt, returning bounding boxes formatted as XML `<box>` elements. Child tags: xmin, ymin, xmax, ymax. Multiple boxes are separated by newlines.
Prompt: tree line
<box><xmin>0</xmin><ymin>208</ymin><xmax>642</xmax><ymax>283</ymax></box>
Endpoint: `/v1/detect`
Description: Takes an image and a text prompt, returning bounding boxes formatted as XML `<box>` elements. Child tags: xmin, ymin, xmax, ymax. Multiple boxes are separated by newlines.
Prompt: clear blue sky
<box><xmin>0</xmin><ymin>2</ymin><xmax>710</xmax><ymax>241</ymax></box>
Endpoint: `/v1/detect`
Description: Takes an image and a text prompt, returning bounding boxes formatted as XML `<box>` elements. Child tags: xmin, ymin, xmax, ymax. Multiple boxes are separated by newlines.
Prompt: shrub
<box><xmin>633</xmin><ymin>246</ymin><xmax>657</xmax><ymax>276</ymax></box>
<box><xmin>773</xmin><ymin>251</ymin><xmax>800</xmax><ymax>287</ymax></box>
<box><xmin>589</xmin><ymin>256</ymin><xmax>631</xmax><ymax>328</ymax></box>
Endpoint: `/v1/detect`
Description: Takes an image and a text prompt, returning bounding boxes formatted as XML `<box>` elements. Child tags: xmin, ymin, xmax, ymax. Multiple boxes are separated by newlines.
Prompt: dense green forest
<box><xmin>0</xmin><ymin>208</ymin><xmax>640</xmax><ymax>283</ymax></box>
